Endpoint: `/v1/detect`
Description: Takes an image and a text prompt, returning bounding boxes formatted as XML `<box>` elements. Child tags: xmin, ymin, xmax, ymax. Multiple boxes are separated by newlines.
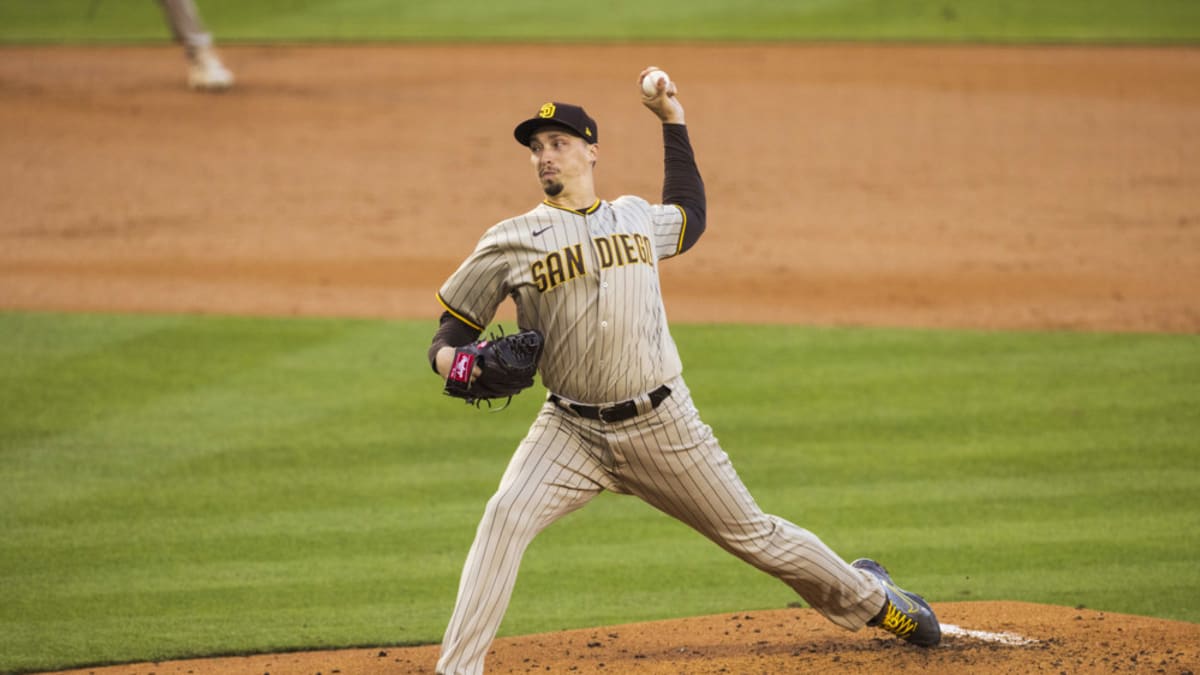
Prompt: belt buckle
<box><xmin>598</xmin><ymin>405</ymin><xmax>621</xmax><ymax>423</ymax></box>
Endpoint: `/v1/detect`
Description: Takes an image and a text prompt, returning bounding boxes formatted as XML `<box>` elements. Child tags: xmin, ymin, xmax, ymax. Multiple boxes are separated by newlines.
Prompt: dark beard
<box><xmin>542</xmin><ymin>180</ymin><xmax>564</xmax><ymax>197</ymax></box>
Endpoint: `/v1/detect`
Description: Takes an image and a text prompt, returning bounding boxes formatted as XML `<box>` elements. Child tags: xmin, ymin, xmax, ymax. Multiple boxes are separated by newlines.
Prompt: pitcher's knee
<box><xmin>715</xmin><ymin>516</ymin><xmax>786</xmax><ymax>565</ymax></box>
<box><xmin>479</xmin><ymin>491</ymin><xmax>541</xmax><ymax>539</ymax></box>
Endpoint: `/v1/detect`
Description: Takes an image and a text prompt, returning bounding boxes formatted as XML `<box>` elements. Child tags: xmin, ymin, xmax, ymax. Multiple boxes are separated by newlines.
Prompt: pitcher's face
<box><xmin>529</xmin><ymin>128</ymin><xmax>597</xmax><ymax>197</ymax></box>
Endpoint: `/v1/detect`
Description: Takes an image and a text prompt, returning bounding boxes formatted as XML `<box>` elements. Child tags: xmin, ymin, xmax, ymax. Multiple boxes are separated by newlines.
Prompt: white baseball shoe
<box><xmin>188</xmin><ymin>47</ymin><xmax>234</xmax><ymax>92</ymax></box>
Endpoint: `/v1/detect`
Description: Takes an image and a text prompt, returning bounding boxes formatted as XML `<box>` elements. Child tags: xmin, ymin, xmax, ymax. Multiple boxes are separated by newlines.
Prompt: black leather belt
<box><xmin>549</xmin><ymin>385</ymin><xmax>672</xmax><ymax>423</ymax></box>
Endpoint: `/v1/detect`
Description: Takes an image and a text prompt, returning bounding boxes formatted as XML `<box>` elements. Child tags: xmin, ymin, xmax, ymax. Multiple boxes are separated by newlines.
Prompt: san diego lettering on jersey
<box><xmin>531</xmin><ymin>233</ymin><xmax>655</xmax><ymax>292</ymax></box>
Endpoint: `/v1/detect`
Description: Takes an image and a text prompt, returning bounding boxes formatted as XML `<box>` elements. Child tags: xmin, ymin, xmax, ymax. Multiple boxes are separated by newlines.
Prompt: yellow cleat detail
<box><xmin>879</xmin><ymin>602</ymin><xmax>919</xmax><ymax>639</ymax></box>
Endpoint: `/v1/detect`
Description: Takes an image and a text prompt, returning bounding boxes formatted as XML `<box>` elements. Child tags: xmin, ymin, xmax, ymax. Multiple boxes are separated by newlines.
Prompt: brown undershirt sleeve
<box><xmin>662</xmin><ymin>123</ymin><xmax>707</xmax><ymax>253</ymax></box>
<box><xmin>428</xmin><ymin>311</ymin><xmax>483</xmax><ymax>373</ymax></box>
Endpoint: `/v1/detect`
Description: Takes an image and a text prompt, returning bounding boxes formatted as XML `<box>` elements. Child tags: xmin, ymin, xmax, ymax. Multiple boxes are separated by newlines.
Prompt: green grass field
<box><xmin>2</xmin><ymin>0</ymin><xmax>1199</xmax><ymax>44</ymax></box>
<box><xmin>1</xmin><ymin>312</ymin><xmax>1197</xmax><ymax>673</ymax></box>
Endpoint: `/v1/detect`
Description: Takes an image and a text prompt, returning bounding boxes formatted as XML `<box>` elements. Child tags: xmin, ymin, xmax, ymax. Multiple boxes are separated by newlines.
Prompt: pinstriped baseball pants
<box><xmin>158</xmin><ymin>0</ymin><xmax>213</xmax><ymax>52</ymax></box>
<box><xmin>435</xmin><ymin>375</ymin><xmax>885</xmax><ymax>675</ymax></box>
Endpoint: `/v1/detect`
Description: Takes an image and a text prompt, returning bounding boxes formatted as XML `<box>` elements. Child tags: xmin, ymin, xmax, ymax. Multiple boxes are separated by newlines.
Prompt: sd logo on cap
<box><xmin>514</xmin><ymin>102</ymin><xmax>597</xmax><ymax>147</ymax></box>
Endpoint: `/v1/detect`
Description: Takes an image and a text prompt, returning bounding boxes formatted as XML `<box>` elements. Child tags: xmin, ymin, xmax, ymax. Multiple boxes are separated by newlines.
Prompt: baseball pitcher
<box><xmin>427</xmin><ymin>67</ymin><xmax>941</xmax><ymax>675</ymax></box>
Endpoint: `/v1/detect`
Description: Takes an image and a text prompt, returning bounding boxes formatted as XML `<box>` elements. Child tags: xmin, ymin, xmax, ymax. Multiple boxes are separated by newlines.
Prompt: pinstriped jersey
<box><xmin>438</xmin><ymin>197</ymin><xmax>689</xmax><ymax>404</ymax></box>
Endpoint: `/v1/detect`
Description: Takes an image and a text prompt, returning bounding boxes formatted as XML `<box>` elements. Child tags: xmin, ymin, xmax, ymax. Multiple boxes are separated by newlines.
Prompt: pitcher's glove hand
<box><xmin>444</xmin><ymin>329</ymin><xmax>544</xmax><ymax>408</ymax></box>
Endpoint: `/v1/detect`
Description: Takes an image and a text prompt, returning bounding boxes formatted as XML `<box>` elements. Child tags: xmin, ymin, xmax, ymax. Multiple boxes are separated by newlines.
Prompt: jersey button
<box><xmin>601</xmin><ymin>321</ymin><xmax>608</xmax><ymax>328</ymax></box>
<box><xmin>602</xmin><ymin>282</ymin><xmax>609</xmax><ymax>289</ymax></box>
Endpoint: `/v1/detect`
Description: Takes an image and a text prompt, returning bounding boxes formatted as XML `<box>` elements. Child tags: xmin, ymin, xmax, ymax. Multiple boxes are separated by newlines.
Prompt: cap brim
<box><xmin>513</xmin><ymin>119</ymin><xmax>589</xmax><ymax>147</ymax></box>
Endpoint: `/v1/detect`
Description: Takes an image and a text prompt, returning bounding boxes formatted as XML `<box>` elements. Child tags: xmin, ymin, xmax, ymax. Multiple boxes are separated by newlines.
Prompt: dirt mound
<box><xmin>43</xmin><ymin>603</ymin><xmax>1200</xmax><ymax>674</ymax></box>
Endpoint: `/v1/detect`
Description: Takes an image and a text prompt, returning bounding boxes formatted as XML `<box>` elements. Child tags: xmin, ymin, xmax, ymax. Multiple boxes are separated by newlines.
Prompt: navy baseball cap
<box><xmin>513</xmin><ymin>102</ymin><xmax>598</xmax><ymax>147</ymax></box>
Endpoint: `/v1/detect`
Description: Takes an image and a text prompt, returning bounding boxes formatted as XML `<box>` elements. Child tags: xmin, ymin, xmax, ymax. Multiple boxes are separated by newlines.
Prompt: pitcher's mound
<box><xmin>43</xmin><ymin>602</ymin><xmax>1199</xmax><ymax>674</ymax></box>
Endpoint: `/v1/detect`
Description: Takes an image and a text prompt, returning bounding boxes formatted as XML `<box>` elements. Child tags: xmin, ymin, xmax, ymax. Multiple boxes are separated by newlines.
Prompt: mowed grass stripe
<box><xmin>0</xmin><ymin>312</ymin><xmax>1196</xmax><ymax>672</ymax></box>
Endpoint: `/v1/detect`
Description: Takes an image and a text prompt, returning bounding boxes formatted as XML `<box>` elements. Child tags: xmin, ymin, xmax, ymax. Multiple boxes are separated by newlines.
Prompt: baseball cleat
<box><xmin>188</xmin><ymin>48</ymin><xmax>234</xmax><ymax>91</ymax></box>
<box><xmin>852</xmin><ymin>558</ymin><xmax>941</xmax><ymax>647</ymax></box>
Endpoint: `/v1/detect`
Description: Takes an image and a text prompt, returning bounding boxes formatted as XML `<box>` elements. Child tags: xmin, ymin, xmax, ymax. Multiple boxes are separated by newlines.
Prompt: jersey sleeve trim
<box><xmin>436</xmin><ymin>292</ymin><xmax>485</xmax><ymax>331</ymax></box>
<box><xmin>673</xmin><ymin>204</ymin><xmax>688</xmax><ymax>254</ymax></box>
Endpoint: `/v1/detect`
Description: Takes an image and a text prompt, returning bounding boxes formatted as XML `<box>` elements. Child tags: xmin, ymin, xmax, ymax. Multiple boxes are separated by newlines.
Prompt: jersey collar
<box><xmin>543</xmin><ymin>198</ymin><xmax>602</xmax><ymax>216</ymax></box>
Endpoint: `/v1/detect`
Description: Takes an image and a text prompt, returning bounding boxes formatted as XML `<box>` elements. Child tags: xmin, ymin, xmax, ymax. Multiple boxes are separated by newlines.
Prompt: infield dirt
<box><xmin>4</xmin><ymin>44</ymin><xmax>1199</xmax><ymax>674</ymax></box>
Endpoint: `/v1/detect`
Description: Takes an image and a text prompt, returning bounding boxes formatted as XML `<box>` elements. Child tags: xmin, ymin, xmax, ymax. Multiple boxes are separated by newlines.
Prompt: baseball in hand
<box><xmin>642</xmin><ymin>69</ymin><xmax>670</xmax><ymax>97</ymax></box>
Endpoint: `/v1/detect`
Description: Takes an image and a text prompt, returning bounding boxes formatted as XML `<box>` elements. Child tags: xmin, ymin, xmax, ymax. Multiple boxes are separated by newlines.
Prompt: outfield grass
<box><xmin>2</xmin><ymin>0</ymin><xmax>1199</xmax><ymax>44</ymax></box>
<box><xmin>1</xmin><ymin>312</ymin><xmax>1197</xmax><ymax>672</ymax></box>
